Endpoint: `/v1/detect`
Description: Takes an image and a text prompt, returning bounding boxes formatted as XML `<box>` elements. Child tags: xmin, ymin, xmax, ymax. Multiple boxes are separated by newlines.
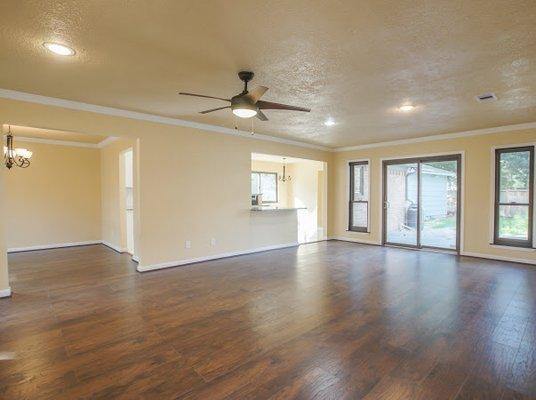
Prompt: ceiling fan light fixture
<box><xmin>232</xmin><ymin>108</ymin><xmax>258</xmax><ymax>118</ymax></box>
<box><xmin>231</xmin><ymin>98</ymin><xmax>258</xmax><ymax>118</ymax></box>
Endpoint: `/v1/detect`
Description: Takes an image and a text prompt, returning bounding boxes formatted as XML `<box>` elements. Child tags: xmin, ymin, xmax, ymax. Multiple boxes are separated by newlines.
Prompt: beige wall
<box><xmin>2</xmin><ymin>95</ymin><xmax>534</xmax><ymax>294</ymax></box>
<box><xmin>251</xmin><ymin>160</ymin><xmax>289</xmax><ymax>207</ymax></box>
<box><xmin>330</xmin><ymin>127</ymin><xmax>536</xmax><ymax>264</ymax></box>
<box><xmin>0</xmin><ymin>167</ymin><xmax>9</xmax><ymax>293</ymax></box>
<box><xmin>137</xmin><ymin>129</ymin><xmax>325</xmax><ymax>268</ymax></box>
<box><xmin>100</xmin><ymin>137</ymin><xmax>137</xmax><ymax>253</ymax></box>
<box><xmin>4</xmin><ymin>141</ymin><xmax>101</xmax><ymax>250</ymax></box>
<box><xmin>287</xmin><ymin>161</ymin><xmax>326</xmax><ymax>242</ymax></box>
<box><xmin>0</xmin><ymin>97</ymin><xmax>331</xmax><ymax>281</ymax></box>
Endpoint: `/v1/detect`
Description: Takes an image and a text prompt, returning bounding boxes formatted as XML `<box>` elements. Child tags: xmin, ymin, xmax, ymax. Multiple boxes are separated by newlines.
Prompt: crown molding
<box><xmin>2</xmin><ymin>89</ymin><xmax>533</xmax><ymax>154</ymax></box>
<box><xmin>334</xmin><ymin>122</ymin><xmax>536</xmax><ymax>152</ymax></box>
<box><xmin>4</xmin><ymin>133</ymin><xmax>118</xmax><ymax>149</ymax></box>
<box><xmin>0</xmin><ymin>88</ymin><xmax>331</xmax><ymax>152</ymax></box>
<box><xmin>13</xmin><ymin>136</ymin><xmax>101</xmax><ymax>148</ymax></box>
<box><xmin>97</xmin><ymin>136</ymin><xmax>119</xmax><ymax>148</ymax></box>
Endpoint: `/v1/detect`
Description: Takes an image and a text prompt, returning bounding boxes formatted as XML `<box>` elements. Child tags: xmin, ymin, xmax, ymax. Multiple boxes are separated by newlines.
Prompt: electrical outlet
<box><xmin>185</xmin><ymin>240</ymin><xmax>191</xmax><ymax>249</ymax></box>
<box><xmin>210</xmin><ymin>238</ymin><xmax>216</xmax><ymax>246</ymax></box>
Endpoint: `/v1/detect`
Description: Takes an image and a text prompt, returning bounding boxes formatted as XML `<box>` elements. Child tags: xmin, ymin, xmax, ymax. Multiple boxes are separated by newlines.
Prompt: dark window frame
<box><xmin>251</xmin><ymin>171</ymin><xmax>278</xmax><ymax>203</ymax></box>
<box><xmin>494</xmin><ymin>146</ymin><xmax>534</xmax><ymax>248</ymax></box>
<box><xmin>349</xmin><ymin>161</ymin><xmax>369</xmax><ymax>232</ymax></box>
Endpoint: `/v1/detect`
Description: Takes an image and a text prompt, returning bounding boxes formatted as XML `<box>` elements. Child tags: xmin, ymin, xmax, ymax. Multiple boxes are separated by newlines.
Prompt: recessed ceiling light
<box><xmin>324</xmin><ymin>118</ymin><xmax>336</xmax><ymax>127</ymax></box>
<box><xmin>398</xmin><ymin>104</ymin><xmax>415</xmax><ymax>113</ymax></box>
<box><xmin>43</xmin><ymin>42</ymin><xmax>76</xmax><ymax>56</ymax></box>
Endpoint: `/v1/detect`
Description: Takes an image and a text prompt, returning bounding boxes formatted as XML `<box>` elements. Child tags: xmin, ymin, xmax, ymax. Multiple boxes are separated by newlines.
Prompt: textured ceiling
<box><xmin>0</xmin><ymin>0</ymin><xmax>535</xmax><ymax>148</ymax></box>
<box><xmin>6</xmin><ymin>125</ymin><xmax>107</xmax><ymax>144</ymax></box>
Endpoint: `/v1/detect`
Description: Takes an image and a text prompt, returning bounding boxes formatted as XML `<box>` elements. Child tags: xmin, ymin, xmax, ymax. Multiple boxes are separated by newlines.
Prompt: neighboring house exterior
<box><xmin>407</xmin><ymin>165</ymin><xmax>456</xmax><ymax>218</ymax></box>
<box><xmin>387</xmin><ymin>164</ymin><xmax>455</xmax><ymax>232</ymax></box>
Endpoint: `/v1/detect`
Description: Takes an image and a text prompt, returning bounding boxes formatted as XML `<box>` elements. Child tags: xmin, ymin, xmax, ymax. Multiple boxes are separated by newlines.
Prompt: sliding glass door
<box><xmin>384</xmin><ymin>162</ymin><xmax>419</xmax><ymax>247</ymax></box>
<box><xmin>383</xmin><ymin>155</ymin><xmax>461</xmax><ymax>251</ymax></box>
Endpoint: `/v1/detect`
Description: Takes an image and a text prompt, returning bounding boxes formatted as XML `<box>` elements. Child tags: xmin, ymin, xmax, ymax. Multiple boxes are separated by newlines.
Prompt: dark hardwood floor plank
<box><xmin>0</xmin><ymin>241</ymin><xmax>534</xmax><ymax>398</ymax></box>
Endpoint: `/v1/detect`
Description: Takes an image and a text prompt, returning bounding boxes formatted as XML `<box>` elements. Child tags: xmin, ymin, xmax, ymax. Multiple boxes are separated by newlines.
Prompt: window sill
<box><xmin>489</xmin><ymin>244</ymin><xmax>536</xmax><ymax>252</ymax></box>
<box><xmin>346</xmin><ymin>229</ymin><xmax>370</xmax><ymax>234</ymax></box>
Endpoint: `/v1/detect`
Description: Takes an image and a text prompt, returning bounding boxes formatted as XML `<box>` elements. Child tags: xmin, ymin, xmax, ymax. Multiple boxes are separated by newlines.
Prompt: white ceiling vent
<box><xmin>476</xmin><ymin>93</ymin><xmax>497</xmax><ymax>103</ymax></box>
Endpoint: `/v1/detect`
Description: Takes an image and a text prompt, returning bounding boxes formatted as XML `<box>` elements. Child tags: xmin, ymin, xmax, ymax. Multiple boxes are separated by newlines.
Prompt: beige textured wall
<box><xmin>287</xmin><ymin>161</ymin><xmax>326</xmax><ymax>242</ymax></box>
<box><xmin>0</xmin><ymin>167</ymin><xmax>9</xmax><ymax>292</ymax></box>
<box><xmin>138</xmin><ymin>129</ymin><xmax>323</xmax><ymax>267</ymax></box>
<box><xmin>251</xmin><ymin>160</ymin><xmax>289</xmax><ymax>207</ymax></box>
<box><xmin>2</xmin><ymin>95</ymin><xmax>533</xmax><ymax>295</ymax></box>
<box><xmin>0</xmin><ymin>97</ymin><xmax>330</xmax><ymax>277</ymax></box>
<box><xmin>4</xmin><ymin>141</ymin><xmax>101</xmax><ymax>250</ymax></box>
<box><xmin>100</xmin><ymin>137</ymin><xmax>137</xmax><ymax>252</ymax></box>
<box><xmin>330</xmin><ymin>127</ymin><xmax>536</xmax><ymax>263</ymax></box>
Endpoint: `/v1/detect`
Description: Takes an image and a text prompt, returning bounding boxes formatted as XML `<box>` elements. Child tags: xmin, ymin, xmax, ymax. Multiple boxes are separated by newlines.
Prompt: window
<box><xmin>494</xmin><ymin>147</ymin><xmax>534</xmax><ymax>247</ymax></box>
<box><xmin>349</xmin><ymin>161</ymin><xmax>369</xmax><ymax>232</ymax></box>
<box><xmin>251</xmin><ymin>171</ymin><xmax>278</xmax><ymax>203</ymax></box>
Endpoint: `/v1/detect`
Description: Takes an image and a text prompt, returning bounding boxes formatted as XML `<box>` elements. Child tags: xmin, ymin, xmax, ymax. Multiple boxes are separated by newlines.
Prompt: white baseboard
<box><xmin>329</xmin><ymin>236</ymin><xmax>381</xmax><ymax>246</ymax></box>
<box><xmin>7</xmin><ymin>240</ymin><xmax>101</xmax><ymax>253</ymax></box>
<box><xmin>331</xmin><ymin>238</ymin><xmax>535</xmax><ymax>265</ymax></box>
<box><xmin>0</xmin><ymin>287</ymin><xmax>12</xmax><ymax>298</ymax></box>
<box><xmin>101</xmin><ymin>241</ymin><xmax>128</xmax><ymax>254</ymax></box>
<box><xmin>460</xmin><ymin>251</ymin><xmax>536</xmax><ymax>265</ymax></box>
<box><xmin>137</xmin><ymin>242</ymin><xmax>299</xmax><ymax>272</ymax></box>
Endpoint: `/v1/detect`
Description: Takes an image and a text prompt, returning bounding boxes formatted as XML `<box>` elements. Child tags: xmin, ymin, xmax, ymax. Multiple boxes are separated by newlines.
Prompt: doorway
<box><xmin>382</xmin><ymin>154</ymin><xmax>461</xmax><ymax>252</ymax></box>
<box><xmin>121</xmin><ymin>148</ymin><xmax>134</xmax><ymax>255</ymax></box>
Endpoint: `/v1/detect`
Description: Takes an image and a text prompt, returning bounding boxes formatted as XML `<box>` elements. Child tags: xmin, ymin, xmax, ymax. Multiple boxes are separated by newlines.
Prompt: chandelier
<box><xmin>4</xmin><ymin>126</ymin><xmax>32</xmax><ymax>169</ymax></box>
<box><xmin>279</xmin><ymin>158</ymin><xmax>292</xmax><ymax>182</ymax></box>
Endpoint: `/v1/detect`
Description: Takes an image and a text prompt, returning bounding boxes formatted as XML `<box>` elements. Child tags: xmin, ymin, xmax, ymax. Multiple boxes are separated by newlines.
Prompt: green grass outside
<box><xmin>499</xmin><ymin>213</ymin><xmax>528</xmax><ymax>238</ymax></box>
<box><xmin>428</xmin><ymin>215</ymin><xmax>456</xmax><ymax>229</ymax></box>
<box><xmin>427</xmin><ymin>214</ymin><xmax>527</xmax><ymax>238</ymax></box>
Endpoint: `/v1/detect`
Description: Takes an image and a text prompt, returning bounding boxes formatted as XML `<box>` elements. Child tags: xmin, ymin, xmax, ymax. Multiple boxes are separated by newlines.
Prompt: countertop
<box><xmin>250</xmin><ymin>206</ymin><xmax>306</xmax><ymax>211</ymax></box>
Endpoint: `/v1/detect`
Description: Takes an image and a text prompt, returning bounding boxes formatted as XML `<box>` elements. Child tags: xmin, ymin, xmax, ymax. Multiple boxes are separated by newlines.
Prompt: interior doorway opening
<box><xmin>382</xmin><ymin>154</ymin><xmax>462</xmax><ymax>252</ymax></box>
<box><xmin>251</xmin><ymin>153</ymin><xmax>327</xmax><ymax>244</ymax></box>
<box><xmin>120</xmin><ymin>148</ymin><xmax>135</xmax><ymax>255</ymax></box>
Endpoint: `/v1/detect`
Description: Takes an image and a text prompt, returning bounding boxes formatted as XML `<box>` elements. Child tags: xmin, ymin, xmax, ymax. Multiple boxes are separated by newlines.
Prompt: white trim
<box><xmin>0</xmin><ymin>88</ymin><xmax>330</xmax><ymax>152</ymax></box>
<box><xmin>10</xmin><ymin>135</ymin><xmax>120</xmax><ymax>149</ymax></box>
<box><xmin>328</xmin><ymin>236</ymin><xmax>381</xmax><ymax>246</ymax></box>
<box><xmin>137</xmin><ymin>242</ymin><xmax>299</xmax><ymax>272</ymax></box>
<box><xmin>132</xmin><ymin>255</ymin><xmax>140</xmax><ymax>263</ymax></box>
<box><xmin>335</xmin><ymin>122</ymin><xmax>536</xmax><ymax>152</ymax></box>
<box><xmin>97</xmin><ymin>136</ymin><xmax>119</xmax><ymax>148</ymax></box>
<box><xmin>101</xmin><ymin>241</ymin><xmax>128</xmax><ymax>253</ymax></box>
<box><xmin>7</xmin><ymin>240</ymin><xmax>101</xmax><ymax>253</ymax></box>
<box><xmin>1</xmin><ymin>89</ymin><xmax>535</xmax><ymax>153</ymax></box>
<box><xmin>13</xmin><ymin>136</ymin><xmax>100</xmax><ymax>148</ymax></box>
<box><xmin>0</xmin><ymin>287</ymin><xmax>12</xmax><ymax>298</ymax></box>
<box><xmin>331</xmin><ymin>237</ymin><xmax>535</xmax><ymax>265</ymax></box>
<box><xmin>461</xmin><ymin>251</ymin><xmax>536</xmax><ymax>265</ymax></box>
<box><xmin>489</xmin><ymin>244</ymin><xmax>536</xmax><ymax>252</ymax></box>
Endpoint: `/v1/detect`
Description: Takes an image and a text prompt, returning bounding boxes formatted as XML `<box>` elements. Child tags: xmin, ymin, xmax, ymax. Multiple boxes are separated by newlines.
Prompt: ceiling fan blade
<box><xmin>199</xmin><ymin>106</ymin><xmax>231</xmax><ymax>114</ymax></box>
<box><xmin>179</xmin><ymin>92</ymin><xmax>230</xmax><ymax>102</ymax></box>
<box><xmin>256</xmin><ymin>110</ymin><xmax>268</xmax><ymax>121</ymax></box>
<box><xmin>257</xmin><ymin>100</ymin><xmax>310</xmax><ymax>112</ymax></box>
<box><xmin>245</xmin><ymin>86</ymin><xmax>268</xmax><ymax>103</ymax></box>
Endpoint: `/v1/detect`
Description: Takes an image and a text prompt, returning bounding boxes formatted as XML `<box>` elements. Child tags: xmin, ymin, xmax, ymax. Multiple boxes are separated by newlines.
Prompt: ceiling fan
<box><xmin>179</xmin><ymin>71</ymin><xmax>310</xmax><ymax>121</ymax></box>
